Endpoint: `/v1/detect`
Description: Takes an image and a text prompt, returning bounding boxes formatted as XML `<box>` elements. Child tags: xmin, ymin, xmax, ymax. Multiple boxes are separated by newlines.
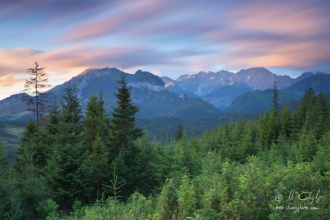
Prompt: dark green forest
<box><xmin>0</xmin><ymin>75</ymin><xmax>329</xmax><ymax>219</ymax></box>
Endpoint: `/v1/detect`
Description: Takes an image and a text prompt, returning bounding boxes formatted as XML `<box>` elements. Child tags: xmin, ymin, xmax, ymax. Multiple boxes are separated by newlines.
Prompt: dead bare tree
<box><xmin>23</xmin><ymin>62</ymin><xmax>50</xmax><ymax>129</ymax></box>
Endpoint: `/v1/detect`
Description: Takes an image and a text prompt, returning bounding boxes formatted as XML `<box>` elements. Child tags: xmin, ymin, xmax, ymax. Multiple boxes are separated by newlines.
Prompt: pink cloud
<box><xmin>60</xmin><ymin>1</ymin><xmax>172</xmax><ymax>41</ymax></box>
<box><xmin>1</xmin><ymin>0</ymin><xmax>330</xmax><ymax>83</ymax></box>
<box><xmin>197</xmin><ymin>0</ymin><xmax>330</xmax><ymax>70</ymax></box>
<box><xmin>0</xmin><ymin>45</ymin><xmax>182</xmax><ymax>86</ymax></box>
<box><xmin>0</xmin><ymin>75</ymin><xmax>24</xmax><ymax>87</ymax></box>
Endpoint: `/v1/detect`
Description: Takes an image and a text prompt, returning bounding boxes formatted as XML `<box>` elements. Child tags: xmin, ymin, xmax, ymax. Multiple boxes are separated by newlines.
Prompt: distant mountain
<box><xmin>283</xmin><ymin>75</ymin><xmax>330</xmax><ymax>96</ymax></box>
<box><xmin>233</xmin><ymin>67</ymin><xmax>294</xmax><ymax>90</ymax></box>
<box><xmin>162</xmin><ymin>68</ymin><xmax>329</xmax><ymax>110</ymax></box>
<box><xmin>163</xmin><ymin>67</ymin><xmax>301</xmax><ymax>110</ymax></box>
<box><xmin>228</xmin><ymin>74</ymin><xmax>330</xmax><ymax>113</ymax></box>
<box><xmin>173</xmin><ymin>67</ymin><xmax>296</xmax><ymax>92</ymax></box>
<box><xmin>173</xmin><ymin>70</ymin><xmax>235</xmax><ymax>96</ymax></box>
<box><xmin>200</xmin><ymin>82</ymin><xmax>253</xmax><ymax>110</ymax></box>
<box><xmin>0</xmin><ymin>68</ymin><xmax>221</xmax><ymax>121</ymax></box>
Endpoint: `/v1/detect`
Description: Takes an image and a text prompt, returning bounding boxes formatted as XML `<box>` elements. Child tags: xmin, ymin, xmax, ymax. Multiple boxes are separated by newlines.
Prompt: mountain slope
<box><xmin>200</xmin><ymin>82</ymin><xmax>253</xmax><ymax>110</ymax></box>
<box><xmin>164</xmin><ymin>97</ymin><xmax>221</xmax><ymax>118</ymax></box>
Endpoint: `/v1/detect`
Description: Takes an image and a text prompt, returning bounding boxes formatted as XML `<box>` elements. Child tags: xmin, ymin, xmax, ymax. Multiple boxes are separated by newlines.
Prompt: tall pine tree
<box><xmin>84</xmin><ymin>90</ymin><xmax>112</xmax><ymax>201</ymax></box>
<box><xmin>84</xmin><ymin>90</ymin><xmax>111</xmax><ymax>151</ymax></box>
<box><xmin>110</xmin><ymin>73</ymin><xmax>143</xmax><ymax>199</ymax></box>
<box><xmin>271</xmin><ymin>81</ymin><xmax>280</xmax><ymax>142</ymax></box>
<box><xmin>271</xmin><ymin>82</ymin><xmax>279</xmax><ymax>116</ymax></box>
<box><xmin>110</xmin><ymin>73</ymin><xmax>143</xmax><ymax>159</ymax></box>
<box><xmin>22</xmin><ymin>62</ymin><xmax>50</xmax><ymax>129</ymax></box>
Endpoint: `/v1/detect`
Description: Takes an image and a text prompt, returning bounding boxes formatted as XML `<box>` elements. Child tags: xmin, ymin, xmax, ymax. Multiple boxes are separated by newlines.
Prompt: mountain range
<box><xmin>0</xmin><ymin>67</ymin><xmax>329</xmax><ymax>121</ymax></box>
<box><xmin>162</xmin><ymin>67</ymin><xmax>325</xmax><ymax>110</ymax></box>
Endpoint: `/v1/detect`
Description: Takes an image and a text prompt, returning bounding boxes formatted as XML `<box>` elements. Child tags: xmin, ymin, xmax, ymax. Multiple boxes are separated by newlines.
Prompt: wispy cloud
<box><xmin>0</xmin><ymin>75</ymin><xmax>24</xmax><ymax>87</ymax></box>
<box><xmin>0</xmin><ymin>0</ymin><xmax>111</xmax><ymax>21</ymax></box>
<box><xmin>0</xmin><ymin>45</ymin><xmax>187</xmax><ymax>84</ymax></box>
<box><xmin>0</xmin><ymin>0</ymin><xmax>330</xmax><ymax>99</ymax></box>
<box><xmin>199</xmin><ymin>0</ymin><xmax>330</xmax><ymax>69</ymax></box>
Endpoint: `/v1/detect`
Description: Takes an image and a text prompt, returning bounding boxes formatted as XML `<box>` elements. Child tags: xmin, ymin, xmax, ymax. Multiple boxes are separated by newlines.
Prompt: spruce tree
<box><xmin>84</xmin><ymin>90</ymin><xmax>112</xmax><ymax>201</ymax></box>
<box><xmin>12</xmin><ymin>120</ymin><xmax>50</xmax><ymax>216</ymax></box>
<box><xmin>315</xmin><ymin>92</ymin><xmax>327</xmax><ymax>140</ymax></box>
<box><xmin>44</xmin><ymin>98</ymin><xmax>61</xmax><ymax>156</ymax></box>
<box><xmin>44</xmin><ymin>99</ymin><xmax>60</xmax><ymax>136</ymax></box>
<box><xmin>271</xmin><ymin>82</ymin><xmax>279</xmax><ymax>116</ymax></box>
<box><xmin>110</xmin><ymin>73</ymin><xmax>143</xmax><ymax>199</ymax></box>
<box><xmin>271</xmin><ymin>81</ymin><xmax>280</xmax><ymax>142</ymax></box>
<box><xmin>0</xmin><ymin>137</ymin><xmax>22</xmax><ymax>219</ymax></box>
<box><xmin>135</xmin><ymin>134</ymin><xmax>158</xmax><ymax>196</ymax></box>
<box><xmin>110</xmin><ymin>73</ymin><xmax>143</xmax><ymax>159</ymax></box>
<box><xmin>45</xmin><ymin>86</ymin><xmax>92</xmax><ymax>210</ymax></box>
<box><xmin>97</xmin><ymin>90</ymin><xmax>112</xmax><ymax>145</ymax></box>
<box><xmin>14</xmin><ymin>119</ymin><xmax>47</xmax><ymax>172</ymax></box>
<box><xmin>0</xmin><ymin>137</ymin><xmax>8</xmax><ymax>172</ymax></box>
<box><xmin>90</xmin><ymin>136</ymin><xmax>109</xmax><ymax>201</ymax></box>
<box><xmin>280</xmin><ymin>106</ymin><xmax>291</xmax><ymax>139</ymax></box>
<box><xmin>259</xmin><ymin>110</ymin><xmax>272</xmax><ymax>148</ymax></box>
<box><xmin>175</xmin><ymin>124</ymin><xmax>184</xmax><ymax>141</ymax></box>
<box><xmin>84</xmin><ymin>91</ymin><xmax>99</xmax><ymax>150</ymax></box>
<box><xmin>84</xmin><ymin>90</ymin><xmax>111</xmax><ymax>151</ymax></box>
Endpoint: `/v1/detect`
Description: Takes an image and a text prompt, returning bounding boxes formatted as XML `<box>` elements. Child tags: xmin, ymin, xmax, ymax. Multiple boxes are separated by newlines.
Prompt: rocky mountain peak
<box><xmin>176</xmin><ymin>74</ymin><xmax>190</xmax><ymax>81</ymax></box>
<box><xmin>133</xmin><ymin>70</ymin><xmax>164</xmax><ymax>87</ymax></box>
<box><xmin>77</xmin><ymin>68</ymin><xmax>100</xmax><ymax>76</ymax></box>
<box><xmin>77</xmin><ymin>67</ymin><xmax>122</xmax><ymax>77</ymax></box>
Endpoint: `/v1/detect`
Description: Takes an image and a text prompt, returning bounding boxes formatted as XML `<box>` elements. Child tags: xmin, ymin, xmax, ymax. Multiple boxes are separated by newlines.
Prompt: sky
<box><xmin>0</xmin><ymin>0</ymin><xmax>330</xmax><ymax>100</ymax></box>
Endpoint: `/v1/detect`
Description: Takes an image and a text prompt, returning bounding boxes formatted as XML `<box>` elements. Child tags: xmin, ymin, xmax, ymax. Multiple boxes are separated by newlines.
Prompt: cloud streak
<box><xmin>0</xmin><ymin>45</ymin><xmax>189</xmax><ymax>83</ymax></box>
<box><xmin>0</xmin><ymin>75</ymin><xmax>24</xmax><ymax>87</ymax></box>
<box><xmin>1</xmin><ymin>0</ymin><xmax>330</xmax><ymax>99</ymax></box>
<box><xmin>55</xmin><ymin>0</ymin><xmax>330</xmax><ymax>71</ymax></box>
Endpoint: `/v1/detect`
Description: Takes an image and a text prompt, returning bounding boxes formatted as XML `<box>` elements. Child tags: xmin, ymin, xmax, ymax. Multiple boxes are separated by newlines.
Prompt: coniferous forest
<box><xmin>0</xmin><ymin>74</ymin><xmax>329</xmax><ymax>219</ymax></box>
